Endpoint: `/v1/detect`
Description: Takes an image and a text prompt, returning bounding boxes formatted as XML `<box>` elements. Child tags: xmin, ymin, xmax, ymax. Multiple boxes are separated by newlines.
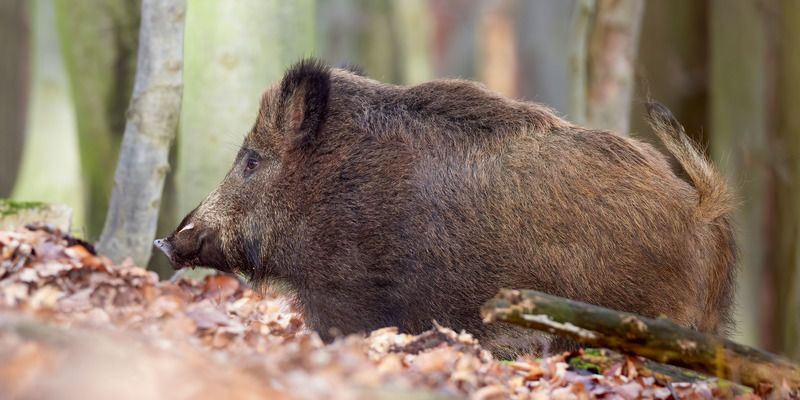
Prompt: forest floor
<box><xmin>0</xmin><ymin>226</ymin><xmax>759</xmax><ymax>399</ymax></box>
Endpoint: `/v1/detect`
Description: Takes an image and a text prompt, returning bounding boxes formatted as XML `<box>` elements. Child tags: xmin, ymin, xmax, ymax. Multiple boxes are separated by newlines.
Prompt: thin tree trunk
<box><xmin>584</xmin><ymin>0</ymin><xmax>645</xmax><ymax>135</ymax></box>
<box><xmin>97</xmin><ymin>0</ymin><xmax>185</xmax><ymax>266</ymax></box>
<box><xmin>775</xmin><ymin>0</ymin><xmax>800</xmax><ymax>360</ymax></box>
<box><xmin>709</xmin><ymin>0</ymin><xmax>768</xmax><ymax>350</ymax></box>
<box><xmin>0</xmin><ymin>0</ymin><xmax>30</xmax><ymax>197</ymax></box>
<box><xmin>52</xmin><ymin>0</ymin><xmax>141</xmax><ymax>238</ymax></box>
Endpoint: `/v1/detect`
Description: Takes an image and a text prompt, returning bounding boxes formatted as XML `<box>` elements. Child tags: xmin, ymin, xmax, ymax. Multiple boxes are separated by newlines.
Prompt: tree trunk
<box><xmin>483</xmin><ymin>289</ymin><xmax>800</xmax><ymax>392</ymax></box>
<box><xmin>774</xmin><ymin>0</ymin><xmax>800</xmax><ymax>360</ymax></box>
<box><xmin>176</xmin><ymin>0</ymin><xmax>316</xmax><ymax>220</ymax></box>
<box><xmin>584</xmin><ymin>0</ymin><xmax>644</xmax><ymax>134</ymax></box>
<box><xmin>52</xmin><ymin>0</ymin><xmax>141</xmax><ymax>238</ymax></box>
<box><xmin>97</xmin><ymin>0</ymin><xmax>185</xmax><ymax>266</ymax></box>
<box><xmin>0</xmin><ymin>0</ymin><xmax>30</xmax><ymax>197</ymax></box>
<box><xmin>709</xmin><ymin>0</ymin><xmax>769</xmax><ymax>350</ymax></box>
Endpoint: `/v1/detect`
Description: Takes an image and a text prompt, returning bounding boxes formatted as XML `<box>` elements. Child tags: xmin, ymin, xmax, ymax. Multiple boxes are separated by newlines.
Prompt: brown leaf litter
<box><xmin>0</xmin><ymin>226</ymin><xmax>765</xmax><ymax>399</ymax></box>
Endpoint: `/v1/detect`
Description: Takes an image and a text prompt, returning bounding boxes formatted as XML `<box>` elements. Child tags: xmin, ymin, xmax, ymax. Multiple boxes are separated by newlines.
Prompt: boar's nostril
<box><xmin>153</xmin><ymin>238</ymin><xmax>174</xmax><ymax>259</ymax></box>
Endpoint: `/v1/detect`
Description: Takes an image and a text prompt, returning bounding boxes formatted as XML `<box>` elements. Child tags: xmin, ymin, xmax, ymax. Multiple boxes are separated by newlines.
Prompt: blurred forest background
<box><xmin>0</xmin><ymin>0</ymin><xmax>798</xmax><ymax>361</ymax></box>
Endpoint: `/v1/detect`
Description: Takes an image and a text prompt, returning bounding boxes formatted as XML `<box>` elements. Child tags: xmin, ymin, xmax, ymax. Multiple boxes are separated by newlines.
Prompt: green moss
<box><xmin>583</xmin><ymin>348</ymin><xmax>603</xmax><ymax>357</ymax></box>
<box><xmin>568</xmin><ymin>355</ymin><xmax>601</xmax><ymax>374</ymax></box>
<box><xmin>0</xmin><ymin>199</ymin><xmax>48</xmax><ymax>216</ymax></box>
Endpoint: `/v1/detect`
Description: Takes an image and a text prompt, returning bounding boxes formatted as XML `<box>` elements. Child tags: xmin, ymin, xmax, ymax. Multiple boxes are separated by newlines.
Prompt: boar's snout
<box><xmin>153</xmin><ymin>235</ymin><xmax>189</xmax><ymax>271</ymax></box>
<box><xmin>153</xmin><ymin>219</ymin><xmax>231</xmax><ymax>272</ymax></box>
<box><xmin>153</xmin><ymin>238</ymin><xmax>173</xmax><ymax>259</ymax></box>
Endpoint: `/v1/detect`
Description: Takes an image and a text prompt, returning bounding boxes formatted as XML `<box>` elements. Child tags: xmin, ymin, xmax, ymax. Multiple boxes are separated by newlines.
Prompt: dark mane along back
<box><xmin>400</xmin><ymin>80</ymin><xmax>570</xmax><ymax>137</ymax></box>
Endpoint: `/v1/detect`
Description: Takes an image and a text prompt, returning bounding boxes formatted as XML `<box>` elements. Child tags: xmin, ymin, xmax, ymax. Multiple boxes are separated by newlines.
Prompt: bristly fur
<box><xmin>645</xmin><ymin>100</ymin><xmax>738</xmax><ymax>334</ymax></box>
<box><xmin>278</xmin><ymin>58</ymin><xmax>331</xmax><ymax>150</ymax></box>
<box><xmin>645</xmin><ymin>101</ymin><xmax>734</xmax><ymax>221</ymax></box>
<box><xmin>159</xmin><ymin>60</ymin><xmax>738</xmax><ymax>358</ymax></box>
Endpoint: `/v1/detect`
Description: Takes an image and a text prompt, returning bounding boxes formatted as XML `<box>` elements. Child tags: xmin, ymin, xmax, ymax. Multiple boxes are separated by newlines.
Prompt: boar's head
<box><xmin>154</xmin><ymin>60</ymin><xmax>334</xmax><ymax>280</ymax></box>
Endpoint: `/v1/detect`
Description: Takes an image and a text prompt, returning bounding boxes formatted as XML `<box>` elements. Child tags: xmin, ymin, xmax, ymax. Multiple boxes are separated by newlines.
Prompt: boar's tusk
<box><xmin>179</xmin><ymin>223</ymin><xmax>195</xmax><ymax>233</ymax></box>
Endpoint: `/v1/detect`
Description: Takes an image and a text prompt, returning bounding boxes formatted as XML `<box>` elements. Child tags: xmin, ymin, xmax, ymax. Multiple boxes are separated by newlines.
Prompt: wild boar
<box><xmin>154</xmin><ymin>59</ymin><xmax>736</xmax><ymax>357</ymax></box>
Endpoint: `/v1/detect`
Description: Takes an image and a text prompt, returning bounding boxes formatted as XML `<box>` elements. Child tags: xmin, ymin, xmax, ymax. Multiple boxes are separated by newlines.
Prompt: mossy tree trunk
<box><xmin>53</xmin><ymin>0</ymin><xmax>141</xmax><ymax>238</ymax></box>
<box><xmin>483</xmin><ymin>289</ymin><xmax>800</xmax><ymax>392</ymax></box>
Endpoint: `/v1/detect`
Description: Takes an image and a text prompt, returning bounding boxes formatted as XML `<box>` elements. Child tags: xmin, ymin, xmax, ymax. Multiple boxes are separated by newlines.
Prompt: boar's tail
<box><xmin>645</xmin><ymin>102</ymin><xmax>734</xmax><ymax>222</ymax></box>
<box><xmin>646</xmin><ymin>101</ymin><xmax>737</xmax><ymax>333</ymax></box>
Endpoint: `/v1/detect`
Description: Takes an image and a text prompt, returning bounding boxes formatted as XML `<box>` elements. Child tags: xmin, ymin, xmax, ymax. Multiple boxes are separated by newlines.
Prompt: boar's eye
<box><xmin>243</xmin><ymin>155</ymin><xmax>260</xmax><ymax>177</ymax></box>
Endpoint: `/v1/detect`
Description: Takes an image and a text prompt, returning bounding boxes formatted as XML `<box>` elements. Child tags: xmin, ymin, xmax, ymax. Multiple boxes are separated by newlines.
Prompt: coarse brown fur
<box><xmin>155</xmin><ymin>59</ymin><xmax>737</xmax><ymax>358</ymax></box>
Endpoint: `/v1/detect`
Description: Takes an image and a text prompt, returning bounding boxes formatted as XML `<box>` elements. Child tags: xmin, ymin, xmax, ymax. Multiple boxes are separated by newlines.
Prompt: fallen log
<box><xmin>482</xmin><ymin>289</ymin><xmax>800</xmax><ymax>393</ymax></box>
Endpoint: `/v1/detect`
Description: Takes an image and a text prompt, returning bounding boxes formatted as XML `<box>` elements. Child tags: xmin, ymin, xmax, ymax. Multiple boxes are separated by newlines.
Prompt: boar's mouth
<box><xmin>153</xmin><ymin>234</ymin><xmax>232</xmax><ymax>272</ymax></box>
<box><xmin>153</xmin><ymin>237</ymin><xmax>196</xmax><ymax>270</ymax></box>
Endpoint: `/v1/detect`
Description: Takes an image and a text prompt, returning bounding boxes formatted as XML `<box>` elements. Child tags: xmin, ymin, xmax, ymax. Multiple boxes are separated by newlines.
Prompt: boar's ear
<box><xmin>278</xmin><ymin>59</ymin><xmax>331</xmax><ymax>150</ymax></box>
